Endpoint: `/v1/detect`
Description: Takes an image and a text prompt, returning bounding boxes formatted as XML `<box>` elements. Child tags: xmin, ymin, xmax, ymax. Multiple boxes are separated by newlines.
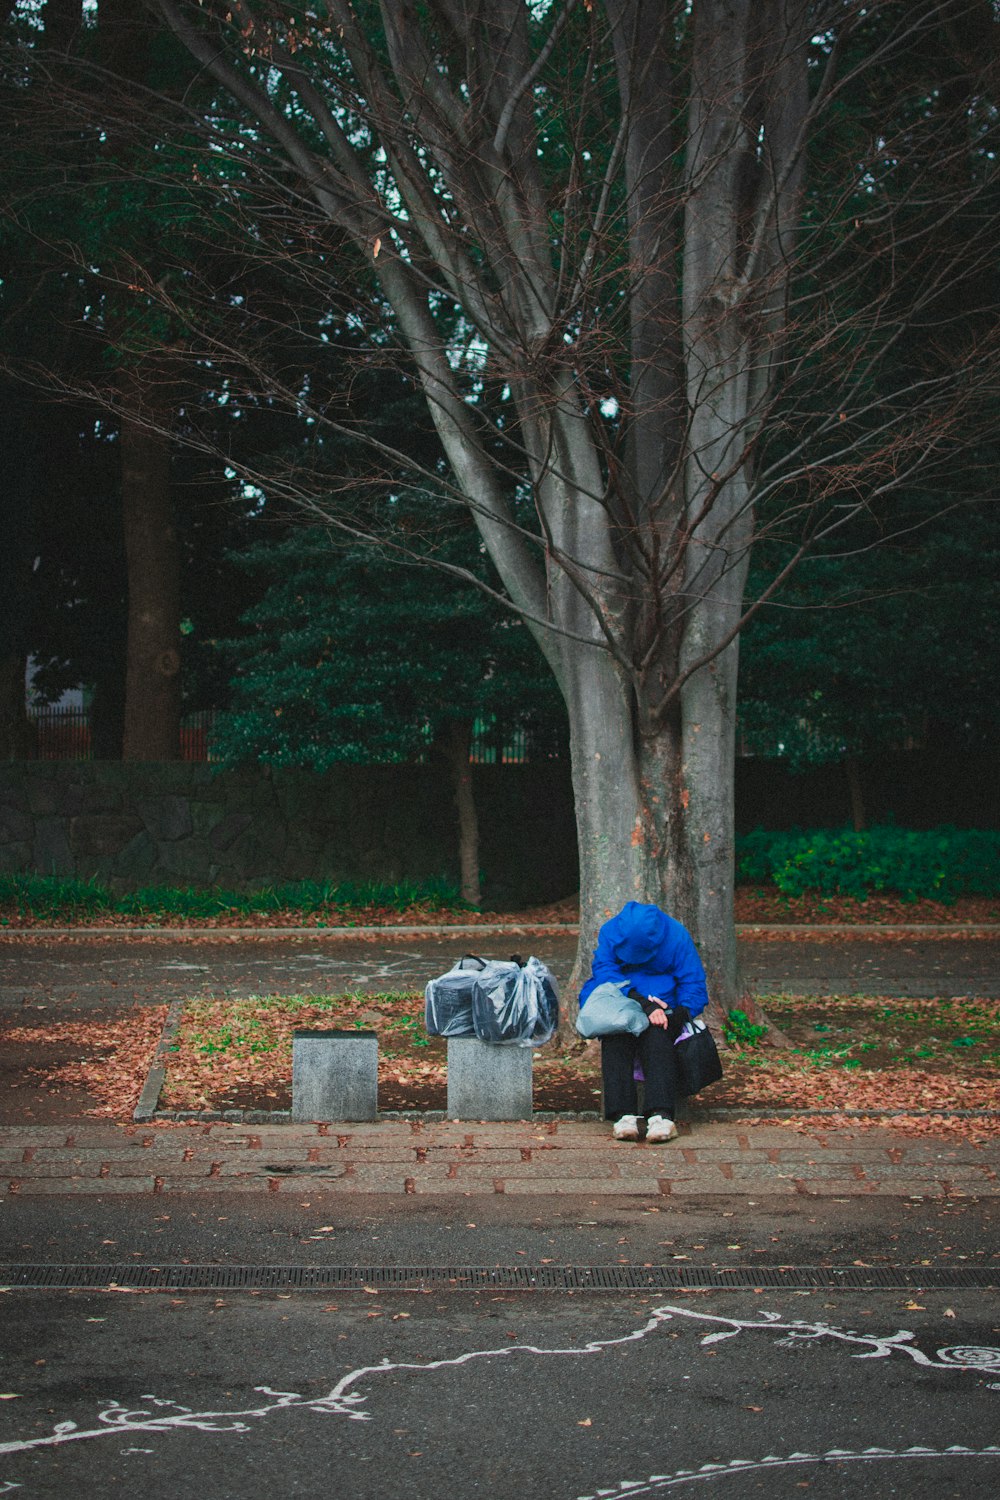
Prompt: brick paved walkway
<box><xmin>2</xmin><ymin>1119</ymin><xmax>996</xmax><ymax>1199</ymax></box>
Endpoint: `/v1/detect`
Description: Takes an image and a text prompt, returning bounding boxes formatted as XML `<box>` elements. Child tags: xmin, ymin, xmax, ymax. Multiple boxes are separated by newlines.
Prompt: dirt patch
<box><xmin>0</xmin><ymin>1009</ymin><xmax>168</xmax><ymax>1124</ymax></box>
<box><xmin>155</xmin><ymin>992</ymin><xmax>1000</xmax><ymax>1133</ymax></box>
<box><xmin>159</xmin><ymin>993</ymin><xmax>604</xmax><ymax>1116</ymax></box>
<box><xmin>5</xmin><ymin>993</ymin><xmax>997</xmax><ymax>1140</ymax></box>
<box><xmin>0</xmin><ymin>1033</ymin><xmax>107</xmax><ymax>1125</ymax></box>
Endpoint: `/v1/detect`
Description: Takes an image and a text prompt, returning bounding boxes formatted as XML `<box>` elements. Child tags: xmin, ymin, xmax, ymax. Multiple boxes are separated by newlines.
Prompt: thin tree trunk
<box><xmin>845</xmin><ymin>755</ymin><xmax>867</xmax><ymax>831</ymax></box>
<box><xmin>91</xmin><ymin>670</ymin><xmax>126</xmax><ymax>760</ymax></box>
<box><xmin>439</xmin><ymin>717</ymin><xmax>481</xmax><ymax>907</ymax></box>
<box><xmin>0</xmin><ymin>654</ymin><xmax>34</xmax><ymax>759</ymax></box>
<box><xmin>120</xmin><ymin>382</ymin><xmax>181</xmax><ymax>762</ymax></box>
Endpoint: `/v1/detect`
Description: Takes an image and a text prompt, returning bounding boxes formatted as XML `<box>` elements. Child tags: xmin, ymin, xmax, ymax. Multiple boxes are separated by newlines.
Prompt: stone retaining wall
<box><xmin>0</xmin><ymin>761</ymin><xmax>578</xmax><ymax>905</ymax></box>
<box><xmin>1</xmin><ymin>748</ymin><xmax>994</xmax><ymax>903</ymax></box>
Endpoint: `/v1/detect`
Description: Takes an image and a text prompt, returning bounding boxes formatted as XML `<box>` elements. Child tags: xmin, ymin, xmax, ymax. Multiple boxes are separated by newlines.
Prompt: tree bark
<box><xmin>120</xmin><ymin>373</ymin><xmax>181</xmax><ymax>762</ymax></box>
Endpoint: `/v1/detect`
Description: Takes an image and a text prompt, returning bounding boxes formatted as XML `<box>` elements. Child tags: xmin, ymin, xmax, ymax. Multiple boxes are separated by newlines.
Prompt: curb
<box><xmin>135</xmin><ymin>1104</ymin><xmax>1000</xmax><ymax>1127</ymax></box>
<box><xmin>3</xmin><ymin>922</ymin><xmax>999</xmax><ymax>940</ymax></box>
<box><xmin>132</xmin><ymin>999</ymin><xmax>184</xmax><ymax>1122</ymax></box>
<box><xmin>1</xmin><ymin>923</ymin><xmax>579</xmax><ymax>940</ymax></box>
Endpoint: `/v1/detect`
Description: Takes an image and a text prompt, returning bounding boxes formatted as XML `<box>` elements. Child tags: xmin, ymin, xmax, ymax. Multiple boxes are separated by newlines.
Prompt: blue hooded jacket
<box><xmin>579</xmin><ymin>901</ymin><xmax>709</xmax><ymax>1016</ymax></box>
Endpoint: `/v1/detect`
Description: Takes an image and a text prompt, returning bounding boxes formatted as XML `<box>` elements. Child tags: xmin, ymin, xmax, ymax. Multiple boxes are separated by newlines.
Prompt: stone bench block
<box><xmin>446</xmin><ymin>1038</ymin><xmax>533</xmax><ymax>1121</ymax></box>
<box><xmin>292</xmin><ymin>1029</ymin><xmax>378</xmax><ymax>1122</ymax></box>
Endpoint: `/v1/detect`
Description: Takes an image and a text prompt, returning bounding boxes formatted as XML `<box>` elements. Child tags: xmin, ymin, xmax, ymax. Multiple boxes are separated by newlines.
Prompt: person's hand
<box><xmin>648</xmin><ymin>1007</ymin><xmax>668</xmax><ymax>1028</ymax></box>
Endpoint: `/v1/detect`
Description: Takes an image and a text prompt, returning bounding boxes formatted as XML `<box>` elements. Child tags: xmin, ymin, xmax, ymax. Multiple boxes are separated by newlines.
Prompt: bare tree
<box><xmin>9</xmin><ymin>1</ymin><xmax>1000</xmax><ymax>1005</ymax></box>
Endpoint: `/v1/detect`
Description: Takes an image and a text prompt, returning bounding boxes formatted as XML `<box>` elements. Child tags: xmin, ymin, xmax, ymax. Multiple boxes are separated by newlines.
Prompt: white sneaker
<box><xmin>645</xmin><ymin>1114</ymin><xmax>678</xmax><ymax>1144</ymax></box>
<box><xmin>612</xmin><ymin>1113</ymin><xmax>640</xmax><ymax>1141</ymax></box>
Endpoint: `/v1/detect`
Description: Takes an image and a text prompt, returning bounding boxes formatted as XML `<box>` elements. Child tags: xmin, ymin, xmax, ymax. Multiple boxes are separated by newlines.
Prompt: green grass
<box><xmin>0</xmin><ymin>874</ymin><xmax>113</xmax><ymax>921</ymax></box>
<box><xmin>751</xmin><ymin>992</ymin><xmax>1000</xmax><ymax>1071</ymax></box>
<box><xmin>0</xmin><ymin>872</ymin><xmax>468</xmax><ymax>924</ymax></box>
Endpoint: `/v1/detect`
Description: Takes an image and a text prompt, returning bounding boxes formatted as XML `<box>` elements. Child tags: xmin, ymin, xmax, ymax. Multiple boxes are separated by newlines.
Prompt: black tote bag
<box><xmin>674</xmin><ymin>1016</ymin><xmax>723</xmax><ymax>1095</ymax></box>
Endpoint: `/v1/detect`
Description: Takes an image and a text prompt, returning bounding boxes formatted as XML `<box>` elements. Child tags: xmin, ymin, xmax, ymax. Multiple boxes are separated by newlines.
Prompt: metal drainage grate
<box><xmin>2</xmin><ymin>1264</ymin><xmax>996</xmax><ymax>1292</ymax></box>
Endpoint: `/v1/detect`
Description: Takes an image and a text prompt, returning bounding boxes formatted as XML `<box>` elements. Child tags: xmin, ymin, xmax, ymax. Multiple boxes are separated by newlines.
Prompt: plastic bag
<box><xmin>574</xmin><ymin>982</ymin><xmax>649</xmax><ymax>1038</ymax></box>
<box><xmin>471</xmin><ymin>956</ymin><xmax>559</xmax><ymax>1048</ymax></box>
<box><xmin>425</xmin><ymin>955</ymin><xmax>498</xmax><ymax>1038</ymax></box>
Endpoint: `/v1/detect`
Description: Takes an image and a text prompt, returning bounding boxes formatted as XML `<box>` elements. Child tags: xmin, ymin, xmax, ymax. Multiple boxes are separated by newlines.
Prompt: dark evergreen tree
<box><xmin>215</xmin><ymin>502</ymin><xmax>566</xmax><ymax>905</ymax></box>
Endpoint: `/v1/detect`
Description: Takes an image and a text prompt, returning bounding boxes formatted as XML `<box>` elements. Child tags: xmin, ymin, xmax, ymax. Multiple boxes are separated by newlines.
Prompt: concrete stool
<box><xmin>292</xmin><ymin>1029</ymin><xmax>378</xmax><ymax>1121</ymax></box>
<box><xmin>446</xmin><ymin>1038</ymin><xmax>533</xmax><ymax>1120</ymax></box>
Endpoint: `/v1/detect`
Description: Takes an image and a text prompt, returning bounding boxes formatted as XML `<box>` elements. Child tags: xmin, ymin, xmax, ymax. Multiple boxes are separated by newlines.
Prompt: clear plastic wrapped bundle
<box><xmin>471</xmin><ymin>955</ymin><xmax>559</xmax><ymax>1048</ymax></box>
<box><xmin>425</xmin><ymin>954</ymin><xmax>559</xmax><ymax>1047</ymax></box>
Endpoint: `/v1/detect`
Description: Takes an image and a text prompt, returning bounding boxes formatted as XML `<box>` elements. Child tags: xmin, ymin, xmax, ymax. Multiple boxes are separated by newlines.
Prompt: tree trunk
<box><xmin>120</xmin><ymin>380</ymin><xmax>181</xmax><ymax>762</ymax></box>
<box><xmin>0</xmin><ymin>654</ymin><xmax>35</xmax><ymax>759</ymax></box>
<box><xmin>91</xmin><ymin>670</ymin><xmax>126</xmax><ymax>760</ymax></box>
<box><xmin>440</xmin><ymin>717</ymin><xmax>481</xmax><ymax>908</ymax></box>
<box><xmin>845</xmin><ymin>755</ymin><xmax>867</xmax><ymax>832</ymax></box>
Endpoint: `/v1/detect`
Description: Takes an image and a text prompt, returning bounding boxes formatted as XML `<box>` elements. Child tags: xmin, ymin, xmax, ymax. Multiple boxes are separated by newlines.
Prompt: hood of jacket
<box><xmin>607</xmin><ymin>901</ymin><xmax>669</xmax><ymax>966</ymax></box>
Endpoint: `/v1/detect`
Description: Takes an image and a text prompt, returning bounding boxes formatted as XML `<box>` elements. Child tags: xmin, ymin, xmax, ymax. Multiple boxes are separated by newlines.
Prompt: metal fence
<box><xmin>28</xmin><ymin>706</ymin><xmax>92</xmax><ymax>761</ymax></box>
<box><xmin>24</xmin><ymin>708</ymin><xmax>565</xmax><ymax>765</ymax></box>
<box><xmin>27</xmin><ymin>707</ymin><xmax>219</xmax><ymax>763</ymax></box>
<box><xmin>26</xmin><ymin>707</ymin><xmax>850</xmax><ymax>765</ymax></box>
<box><xmin>468</xmin><ymin>717</ymin><xmax>567</xmax><ymax>764</ymax></box>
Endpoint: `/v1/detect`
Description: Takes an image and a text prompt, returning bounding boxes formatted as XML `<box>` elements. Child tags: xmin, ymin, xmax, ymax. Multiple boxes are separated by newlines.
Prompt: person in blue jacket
<box><xmin>579</xmin><ymin>901</ymin><xmax>709</xmax><ymax>1143</ymax></box>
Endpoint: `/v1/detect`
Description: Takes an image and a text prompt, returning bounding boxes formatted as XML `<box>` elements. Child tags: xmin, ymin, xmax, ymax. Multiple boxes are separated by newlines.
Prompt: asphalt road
<box><xmin>2</xmin><ymin>1280</ymin><xmax>998</xmax><ymax>1498</ymax></box>
<box><xmin>2</xmin><ymin>930</ymin><xmax>999</xmax><ymax>1014</ymax></box>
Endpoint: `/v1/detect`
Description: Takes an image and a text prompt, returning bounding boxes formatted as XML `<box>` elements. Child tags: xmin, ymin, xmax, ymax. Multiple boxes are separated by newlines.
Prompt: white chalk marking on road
<box><xmin>1</xmin><ymin>1304</ymin><xmax>997</xmax><ymax>1467</ymax></box>
<box><xmin>573</xmin><ymin>1445</ymin><xmax>1000</xmax><ymax>1496</ymax></box>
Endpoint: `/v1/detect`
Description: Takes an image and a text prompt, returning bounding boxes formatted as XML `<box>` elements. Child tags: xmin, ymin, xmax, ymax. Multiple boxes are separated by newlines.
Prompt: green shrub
<box><xmin>735</xmin><ymin>825</ymin><xmax>1000</xmax><ymax>902</ymax></box>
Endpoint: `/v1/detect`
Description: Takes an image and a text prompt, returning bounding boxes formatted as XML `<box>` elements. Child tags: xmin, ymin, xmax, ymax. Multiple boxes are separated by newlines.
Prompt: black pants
<box><xmin>601</xmin><ymin>1022</ymin><xmax>681</xmax><ymax>1121</ymax></box>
